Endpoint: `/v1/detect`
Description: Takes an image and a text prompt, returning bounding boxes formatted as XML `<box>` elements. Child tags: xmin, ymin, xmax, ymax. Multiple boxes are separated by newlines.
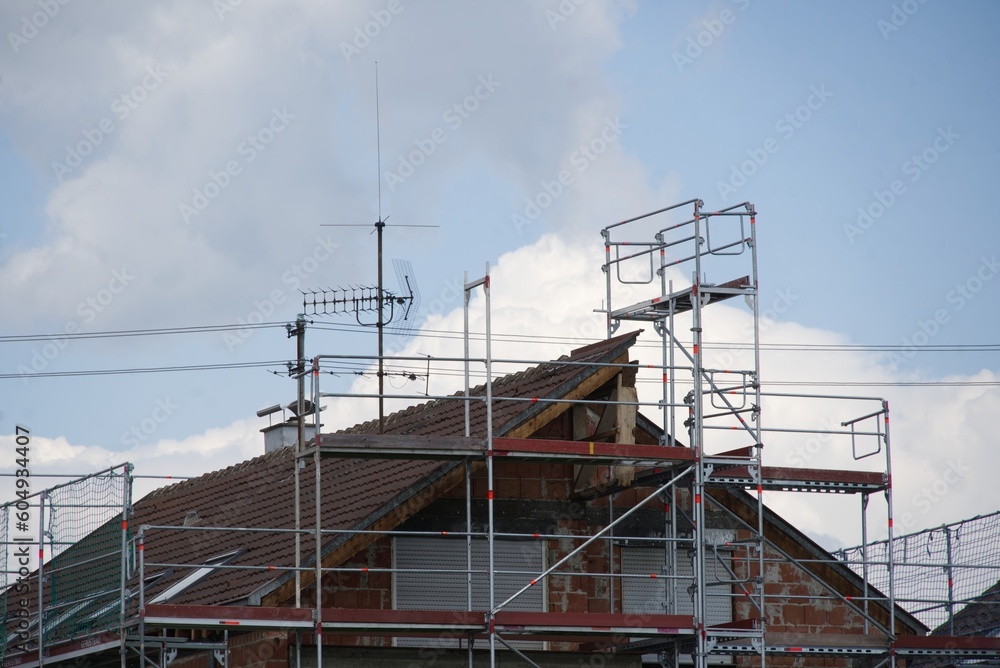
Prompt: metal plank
<box><xmin>313</xmin><ymin>434</ymin><xmax>482</xmax><ymax>460</ymax></box>
<box><xmin>610</xmin><ymin>276</ymin><xmax>751</xmax><ymax>320</ymax></box>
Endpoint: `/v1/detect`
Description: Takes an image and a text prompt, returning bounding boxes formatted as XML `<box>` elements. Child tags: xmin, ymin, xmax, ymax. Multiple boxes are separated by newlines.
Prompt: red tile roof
<box><xmin>133</xmin><ymin>331</ymin><xmax>643</xmax><ymax>608</ymax></box>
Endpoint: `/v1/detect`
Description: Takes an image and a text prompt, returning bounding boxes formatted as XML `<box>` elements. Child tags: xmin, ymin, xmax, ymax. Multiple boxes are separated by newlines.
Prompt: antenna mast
<box><xmin>375</xmin><ymin>62</ymin><xmax>386</xmax><ymax>433</ymax></box>
<box><xmin>310</xmin><ymin>63</ymin><xmax>435</xmax><ymax>434</ymax></box>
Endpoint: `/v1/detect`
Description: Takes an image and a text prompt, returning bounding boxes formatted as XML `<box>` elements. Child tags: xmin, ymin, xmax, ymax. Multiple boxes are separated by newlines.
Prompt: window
<box><xmin>620</xmin><ymin>544</ymin><xmax>734</xmax><ymax>624</ymax></box>
<box><xmin>393</xmin><ymin>537</ymin><xmax>544</xmax><ymax>648</ymax></box>
<box><xmin>621</xmin><ymin>544</ymin><xmax>736</xmax><ymax>666</ymax></box>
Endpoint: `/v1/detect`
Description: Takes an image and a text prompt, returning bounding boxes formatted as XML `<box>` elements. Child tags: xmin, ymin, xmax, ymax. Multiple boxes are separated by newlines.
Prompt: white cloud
<box><xmin>1</xmin><ymin>0</ymin><xmax>994</xmax><ymax>562</ymax></box>
<box><xmin>0</xmin><ymin>0</ymin><xmax>635</xmax><ymax>329</ymax></box>
<box><xmin>307</xmin><ymin>230</ymin><xmax>1000</xmax><ymax>550</ymax></box>
<box><xmin>2</xmin><ymin>231</ymin><xmax>997</xmax><ymax>552</ymax></box>
<box><xmin>0</xmin><ymin>420</ymin><xmax>261</xmax><ymax>506</ymax></box>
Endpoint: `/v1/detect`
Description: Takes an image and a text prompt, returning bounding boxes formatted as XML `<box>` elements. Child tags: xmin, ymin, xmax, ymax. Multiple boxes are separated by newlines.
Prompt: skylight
<box><xmin>148</xmin><ymin>549</ymin><xmax>243</xmax><ymax>604</ymax></box>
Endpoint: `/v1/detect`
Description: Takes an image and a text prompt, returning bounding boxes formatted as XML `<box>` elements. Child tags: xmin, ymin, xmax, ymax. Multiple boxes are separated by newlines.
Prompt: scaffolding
<box><xmin>839</xmin><ymin>510</ymin><xmax>1000</xmax><ymax>635</ymax></box>
<box><xmin>0</xmin><ymin>464</ymin><xmax>132</xmax><ymax>668</ymax></box>
<box><xmin>6</xmin><ymin>198</ymin><xmax>1000</xmax><ymax>668</ymax></box>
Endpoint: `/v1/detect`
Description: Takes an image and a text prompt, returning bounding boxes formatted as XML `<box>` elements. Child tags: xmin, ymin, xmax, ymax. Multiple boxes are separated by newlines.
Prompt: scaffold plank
<box><xmin>894</xmin><ymin>635</ymin><xmax>1000</xmax><ymax>655</ymax></box>
<box><xmin>708</xmin><ymin>466</ymin><xmax>887</xmax><ymax>493</ymax></box>
<box><xmin>143</xmin><ymin>603</ymin><xmax>314</xmax><ymax>629</ymax></box>
<box><xmin>310</xmin><ymin>434</ymin><xmax>695</xmax><ymax>465</ymax></box>
<box><xmin>320</xmin><ymin>609</ymin><xmax>485</xmax><ymax>632</ymax></box>
<box><xmin>0</xmin><ymin>632</ymin><xmax>121</xmax><ymax>668</ymax></box>
<box><xmin>609</xmin><ymin>276</ymin><xmax>751</xmax><ymax>321</ymax></box>
<box><xmin>139</xmin><ymin>606</ymin><xmax>699</xmax><ymax>638</ymax></box>
<box><xmin>492</xmin><ymin>437</ymin><xmax>695</xmax><ymax>465</ymax></box>
<box><xmin>311</xmin><ymin>434</ymin><xmax>481</xmax><ymax>459</ymax></box>
<box><xmin>493</xmin><ymin>611</ymin><xmax>694</xmax><ymax>636</ymax></box>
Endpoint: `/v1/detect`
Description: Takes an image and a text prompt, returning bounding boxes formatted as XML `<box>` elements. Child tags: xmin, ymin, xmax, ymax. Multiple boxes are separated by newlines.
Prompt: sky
<box><xmin>0</xmin><ymin>0</ymin><xmax>998</xmax><ymax>552</ymax></box>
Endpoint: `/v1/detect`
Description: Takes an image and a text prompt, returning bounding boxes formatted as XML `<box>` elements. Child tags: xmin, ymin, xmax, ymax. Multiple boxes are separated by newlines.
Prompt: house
<box><xmin>906</xmin><ymin>578</ymin><xmax>1000</xmax><ymax>668</ymax></box>
<box><xmin>5</xmin><ymin>329</ymin><xmax>959</xmax><ymax>668</ymax></box>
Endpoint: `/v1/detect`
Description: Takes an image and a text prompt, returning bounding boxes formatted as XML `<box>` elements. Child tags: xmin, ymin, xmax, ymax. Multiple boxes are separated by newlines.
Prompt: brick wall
<box><xmin>305</xmin><ymin>455</ymin><xmax>884</xmax><ymax>664</ymax></box>
<box><xmin>733</xmin><ymin>537</ymin><xmax>878</xmax><ymax>668</ymax></box>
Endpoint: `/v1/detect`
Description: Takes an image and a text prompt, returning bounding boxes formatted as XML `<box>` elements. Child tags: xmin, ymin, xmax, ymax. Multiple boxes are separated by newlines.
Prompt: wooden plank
<box><xmin>495</xmin><ymin>610</ymin><xmax>693</xmax><ymax>633</ymax></box>
<box><xmin>493</xmin><ymin>437</ymin><xmax>694</xmax><ymax>463</ymax></box>
<box><xmin>321</xmin><ymin>608</ymin><xmax>483</xmax><ymax>628</ymax></box>
<box><xmin>502</xmin><ymin>350</ymin><xmax>628</xmax><ymax>439</ymax></box>
<box><xmin>765</xmin><ymin>632</ymin><xmax>888</xmax><ymax>648</ymax></box>
<box><xmin>145</xmin><ymin>603</ymin><xmax>312</xmax><ymax>623</ymax></box>
<box><xmin>895</xmin><ymin>635</ymin><xmax>1000</xmax><ymax>650</ymax></box>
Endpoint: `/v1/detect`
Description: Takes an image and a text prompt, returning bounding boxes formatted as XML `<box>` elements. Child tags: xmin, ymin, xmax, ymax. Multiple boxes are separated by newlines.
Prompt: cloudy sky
<box><xmin>1</xmin><ymin>0</ymin><xmax>998</xmax><ymax>551</ymax></box>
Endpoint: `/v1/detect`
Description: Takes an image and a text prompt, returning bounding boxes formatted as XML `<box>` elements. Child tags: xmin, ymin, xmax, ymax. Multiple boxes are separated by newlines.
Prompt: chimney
<box><xmin>257</xmin><ymin>402</ymin><xmax>321</xmax><ymax>454</ymax></box>
<box><xmin>260</xmin><ymin>418</ymin><xmax>318</xmax><ymax>453</ymax></box>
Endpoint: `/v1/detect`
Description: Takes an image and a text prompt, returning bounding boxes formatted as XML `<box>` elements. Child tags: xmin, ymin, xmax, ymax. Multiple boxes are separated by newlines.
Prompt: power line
<box><xmin>3</xmin><ymin>319</ymin><xmax>999</xmax><ymax>354</ymax></box>
<box><xmin>0</xmin><ymin>360</ymin><xmax>288</xmax><ymax>380</ymax></box>
<box><xmin>0</xmin><ymin>322</ymin><xmax>287</xmax><ymax>343</ymax></box>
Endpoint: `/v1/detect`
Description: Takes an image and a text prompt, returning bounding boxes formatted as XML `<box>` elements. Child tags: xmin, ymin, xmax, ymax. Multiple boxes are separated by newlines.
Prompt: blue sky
<box><xmin>1</xmin><ymin>0</ymin><xmax>998</xmax><ymax>548</ymax></box>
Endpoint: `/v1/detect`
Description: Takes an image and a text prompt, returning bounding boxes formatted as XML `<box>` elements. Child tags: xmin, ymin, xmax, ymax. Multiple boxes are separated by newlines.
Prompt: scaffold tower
<box><xmin>602</xmin><ymin>199</ymin><xmax>768</xmax><ymax>666</ymax></box>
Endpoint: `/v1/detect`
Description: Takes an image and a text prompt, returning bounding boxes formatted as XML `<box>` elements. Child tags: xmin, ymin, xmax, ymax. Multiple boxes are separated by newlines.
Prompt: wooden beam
<box><xmin>503</xmin><ymin>352</ymin><xmax>629</xmax><ymax>439</ymax></box>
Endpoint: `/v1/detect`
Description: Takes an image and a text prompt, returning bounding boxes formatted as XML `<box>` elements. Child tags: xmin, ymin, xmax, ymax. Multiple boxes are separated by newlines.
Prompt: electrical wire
<box><xmin>0</xmin><ymin>322</ymin><xmax>287</xmax><ymax>343</ymax></box>
<box><xmin>3</xmin><ymin>319</ymin><xmax>999</xmax><ymax>354</ymax></box>
<box><xmin>2</xmin><ymin>317</ymin><xmax>997</xmax><ymax>386</ymax></box>
<box><xmin>0</xmin><ymin>360</ymin><xmax>288</xmax><ymax>380</ymax></box>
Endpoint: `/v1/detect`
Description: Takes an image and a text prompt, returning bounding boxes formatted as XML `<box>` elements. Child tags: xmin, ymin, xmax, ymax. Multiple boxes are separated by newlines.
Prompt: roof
<box><xmin>933</xmin><ymin>578</ymin><xmax>1000</xmax><ymax>637</ymax></box>
<box><xmin>133</xmin><ymin>330</ymin><xmax>643</xmax><ymax>608</ymax></box>
<box><xmin>906</xmin><ymin>579</ymin><xmax>1000</xmax><ymax>667</ymax></box>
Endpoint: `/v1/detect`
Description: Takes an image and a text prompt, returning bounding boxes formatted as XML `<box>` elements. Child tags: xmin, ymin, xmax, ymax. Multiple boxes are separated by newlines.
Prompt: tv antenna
<box><xmin>311</xmin><ymin>62</ymin><xmax>437</xmax><ymax>433</ymax></box>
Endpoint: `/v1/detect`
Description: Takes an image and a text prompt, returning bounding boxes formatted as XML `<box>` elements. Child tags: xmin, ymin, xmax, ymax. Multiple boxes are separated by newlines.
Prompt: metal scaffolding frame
<box><xmin>6</xmin><ymin>199</ymin><xmax>1000</xmax><ymax>668</ymax></box>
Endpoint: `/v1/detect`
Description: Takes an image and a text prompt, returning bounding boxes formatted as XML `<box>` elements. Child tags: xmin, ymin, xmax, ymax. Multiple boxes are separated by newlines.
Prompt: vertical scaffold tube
<box><xmin>312</xmin><ymin>359</ymin><xmax>323</xmax><ymax>668</ymax></box>
<box><xmin>37</xmin><ymin>492</ymin><xmax>45</xmax><ymax>668</ymax></box>
<box><xmin>883</xmin><ymin>401</ymin><xmax>896</xmax><ymax>668</ymax></box>
<box><xmin>690</xmin><ymin>200</ymin><xmax>708</xmax><ymax>668</ymax></box>
<box><xmin>749</xmin><ymin>207</ymin><xmax>766</xmax><ymax>668</ymax></box>
<box><xmin>138</xmin><ymin>527</ymin><xmax>145</xmax><ymax>668</ymax></box>
<box><xmin>463</xmin><ymin>270</ymin><xmax>474</xmax><ymax>668</ymax></box>
<box><xmin>861</xmin><ymin>494</ymin><xmax>871</xmax><ymax>634</ymax></box>
<box><xmin>119</xmin><ymin>467</ymin><xmax>131</xmax><ymax>668</ymax></box>
<box><xmin>603</xmin><ymin>229</ymin><xmax>613</xmax><ymax>338</ymax></box>
<box><xmin>484</xmin><ymin>263</ymin><xmax>496</xmax><ymax>668</ymax></box>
